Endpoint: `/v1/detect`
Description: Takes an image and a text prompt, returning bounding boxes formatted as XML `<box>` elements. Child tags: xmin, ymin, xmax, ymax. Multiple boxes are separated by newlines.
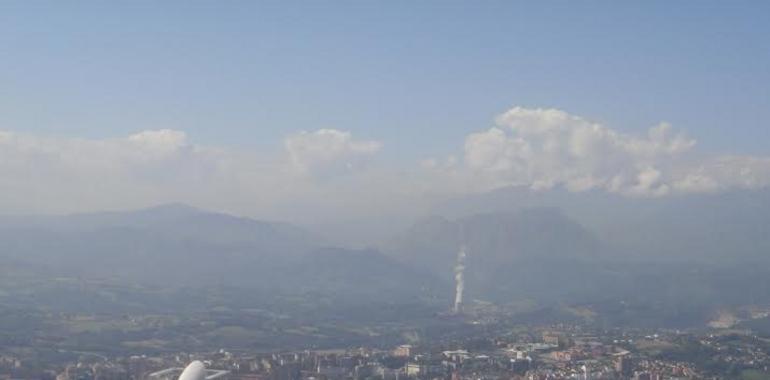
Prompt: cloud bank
<box><xmin>285</xmin><ymin>129</ymin><xmax>381</xmax><ymax>176</ymax></box>
<box><xmin>457</xmin><ymin>107</ymin><xmax>770</xmax><ymax>196</ymax></box>
<box><xmin>1</xmin><ymin>106</ymin><xmax>769</xmax><ymax>220</ymax></box>
<box><xmin>462</xmin><ymin>107</ymin><xmax>695</xmax><ymax>196</ymax></box>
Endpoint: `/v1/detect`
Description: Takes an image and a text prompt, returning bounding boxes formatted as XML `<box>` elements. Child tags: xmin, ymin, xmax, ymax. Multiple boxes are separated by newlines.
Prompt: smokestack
<box><xmin>453</xmin><ymin>246</ymin><xmax>467</xmax><ymax>314</ymax></box>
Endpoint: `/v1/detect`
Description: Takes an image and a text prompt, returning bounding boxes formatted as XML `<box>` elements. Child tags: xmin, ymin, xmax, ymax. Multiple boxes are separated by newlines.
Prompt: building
<box><xmin>393</xmin><ymin>345</ymin><xmax>413</xmax><ymax>358</ymax></box>
<box><xmin>615</xmin><ymin>356</ymin><xmax>633</xmax><ymax>377</ymax></box>
<box><xmin>148</xmin><ymin>361</ymin><xmax>229</xmax><ymax>380</ymax></box>
<box><xmin>441</xmin><ymin>350</ymin><xmax>470</xmax><ymax>363</ymax></box>
<box><xmin>405</xmin><ymin>363</ymin><xmax>445</xmax><ymax>378</ymax></box>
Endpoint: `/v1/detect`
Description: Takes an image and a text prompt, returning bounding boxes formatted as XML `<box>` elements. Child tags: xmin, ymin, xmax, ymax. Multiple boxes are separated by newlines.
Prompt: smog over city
<box><xmin>1</xmin><ymin>2</ymin><xmax>770</xmax><ymax>380</ymax></box>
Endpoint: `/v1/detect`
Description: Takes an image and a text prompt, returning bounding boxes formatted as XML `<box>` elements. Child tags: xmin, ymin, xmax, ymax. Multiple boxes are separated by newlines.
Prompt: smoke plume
<box><xmin>453</xmin><ymin>246</ymin><xmax>467</xmax><ymax>314</ymax></box>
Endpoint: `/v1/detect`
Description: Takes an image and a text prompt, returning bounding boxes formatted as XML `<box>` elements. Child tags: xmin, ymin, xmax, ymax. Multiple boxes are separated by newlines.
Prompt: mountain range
<box><xmin>2</xmin><ymin>188</ymin><xmax>770</xmax><ymax>327</ymax></box>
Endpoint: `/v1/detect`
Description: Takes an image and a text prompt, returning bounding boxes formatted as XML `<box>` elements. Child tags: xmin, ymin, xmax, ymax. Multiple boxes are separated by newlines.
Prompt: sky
<box><xmin>1</xmin><ymin>1</ymin><xmax>769</xmax><ymax>221</ymax></box>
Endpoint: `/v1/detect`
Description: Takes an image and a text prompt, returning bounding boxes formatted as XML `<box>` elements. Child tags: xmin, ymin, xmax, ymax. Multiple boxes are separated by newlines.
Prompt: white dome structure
<box><xmin>178</xmin><ymin>361</ymin><xmax>206</xmax><ymax>380</ymax></box>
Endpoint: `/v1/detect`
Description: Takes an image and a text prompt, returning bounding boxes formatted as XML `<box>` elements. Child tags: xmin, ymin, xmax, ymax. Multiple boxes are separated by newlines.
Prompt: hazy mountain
<box><xmin>432</xmin><ymin>187</ymin><xmax>770</xmax><ymax>263</ymax></box>
<box><xmin>388</xmin><ymin>208</ymin><xmax>601</xmax><ymax>268</ymax></box>
<box><xmin>384</xmin><ymin>204</ymin><xmax>770</xmax><ymax>325</ymax></box>
<box><xmin>3</xmin><ymin>198</ymin><xmax>769</xmax><ymax>328</ymax></box>
<box><xmin>0</xmin><ymin>204</ymin><xmax>441</xmax><ymax>299</ymax></box>
<box><xmin>386</xmin><ymin>208</ymin><xmax>605</xmax><ymax>303</ymax></box>
<box><xmin>0</xmin><ymin>204</ymin><xmax>318</xmax><ymax>282</ymax></box>
<box><xmin>0</xmin><ymin>203</ymin><xmax>321</xmax><ymax>250</ymax></box>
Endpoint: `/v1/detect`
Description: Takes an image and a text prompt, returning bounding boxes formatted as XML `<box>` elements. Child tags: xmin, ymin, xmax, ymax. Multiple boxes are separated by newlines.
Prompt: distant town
<box><xmin>3</xmin><ymin>321</ymin><xmax>770</xmax><ymax>380</ymax></box>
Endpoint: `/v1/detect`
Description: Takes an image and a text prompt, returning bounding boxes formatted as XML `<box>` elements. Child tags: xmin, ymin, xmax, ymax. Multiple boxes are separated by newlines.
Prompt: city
<box><xmin>3</xmin><ymin>320</ymin><xmax>770</xmax><ymax>380</ymax></box>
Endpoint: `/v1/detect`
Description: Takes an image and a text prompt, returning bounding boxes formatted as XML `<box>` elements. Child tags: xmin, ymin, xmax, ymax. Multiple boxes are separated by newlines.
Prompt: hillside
<box><xmin>0</xmin><ymin>204</ymin><xmax>440</xmax><ymax>299</ymax></box>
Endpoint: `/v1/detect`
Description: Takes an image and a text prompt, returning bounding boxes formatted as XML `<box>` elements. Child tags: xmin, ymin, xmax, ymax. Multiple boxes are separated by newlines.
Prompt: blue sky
<box><xmin>1</xmin><ymin>1</ymin><xmax>768</xmax><ymax>163</ymax></box>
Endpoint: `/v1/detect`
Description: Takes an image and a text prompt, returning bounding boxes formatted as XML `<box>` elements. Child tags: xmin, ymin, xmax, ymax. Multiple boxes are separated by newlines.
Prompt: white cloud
<box><xmin>284</xmin><ymin>129</ymin><xmax>382</xmax><ymax>176</ymax></box>
<box><xmin>0</xmin><ymin>128</ymin><xmax>387</xmax><ymax>219</ymax></box>
<box><xmin>675</xmin><ymin>155</ymin><xmax>770</xmax><ymax>192</ymax></box>
<box><xmin>1</xmin><ymin>107</ymin><xmax>770</xmax><ymax>221</ymax></box>
<box><xmin>459</xmin><ymin>107</ymin><xmax>707</xmax><ymax>196</ymax></box>
<box><xmin>126</xmin><ymin>129</ymin><xmax>188</xmax><ymax>158</ymax></box>
<box><xmin>0</xmin><ymin>129</ymin><xmax>223</xmax><ymax>213</ymax></box>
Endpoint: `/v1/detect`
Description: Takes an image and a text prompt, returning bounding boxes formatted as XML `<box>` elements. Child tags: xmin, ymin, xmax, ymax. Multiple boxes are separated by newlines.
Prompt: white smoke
<box><xmin>453</xmin><ymin>246</ymin><xmax>467</xmax><ymax>314</ymax></box>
